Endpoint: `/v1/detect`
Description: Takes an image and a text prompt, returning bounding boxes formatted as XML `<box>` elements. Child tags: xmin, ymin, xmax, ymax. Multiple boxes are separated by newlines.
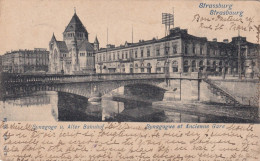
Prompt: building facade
<box><xmin>48</xmin><ymin>12</ymin><xmax>98</xmax><ymax>74</ymax></box>
<box><xmin>95</xmin><ymin>27</ymin><xmax>259</xmax><ymax>78</ymax></box>
<box><xmin>1</xmin><ymin>48</ymin><xmax>49</xmax><ymax>74</ymax></box>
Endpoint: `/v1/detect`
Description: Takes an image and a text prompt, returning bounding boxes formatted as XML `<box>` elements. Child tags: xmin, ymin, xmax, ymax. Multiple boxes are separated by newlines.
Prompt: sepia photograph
<box><xmin>0</xmin><ymin>0</ymin><xmax>259</xmax><ymax>123</ymax></box>
<box><xmin>1</xmin><ymin>1</ymin><xmax>260</xmax><ymax>161</ymax></box>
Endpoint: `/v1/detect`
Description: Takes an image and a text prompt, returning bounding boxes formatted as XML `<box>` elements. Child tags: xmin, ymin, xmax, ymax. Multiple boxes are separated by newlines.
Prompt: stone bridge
<box><xmin>1</xmin><ymin>72</ymin><xmax>257</xmax><ymax>107</ymax></box>
<box><xmin>0</xmin><ymin>73</ymin><xmax>200</xmax><ymax>101</ymax></box>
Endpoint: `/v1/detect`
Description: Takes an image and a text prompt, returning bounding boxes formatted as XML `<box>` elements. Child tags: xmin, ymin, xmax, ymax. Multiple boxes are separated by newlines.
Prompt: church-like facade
<box><xmin>48</xmin><ymin>12</ymin><xmax>99</xmax><ymax>74</ymax></box>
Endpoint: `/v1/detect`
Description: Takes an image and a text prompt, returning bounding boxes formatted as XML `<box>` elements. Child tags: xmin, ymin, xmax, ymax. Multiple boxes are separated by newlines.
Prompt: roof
<box><xmin>56</xmin><ymin>41</ymin><xmax>68</xmax><ymax>53</ymax></box>
<box><xmin>97</xmin><ymin>27</ymin><xmax>259</xmax><ymax>53</ymax></box>
<box><xmin>64</xmin><ymin>13</ymin><xmax>88</xmax><ymax>33</ymax></box>
<box><xmin>78</xmin><ymin>39</ymin><xmax>94</xmax><ymax>51</ymax></box>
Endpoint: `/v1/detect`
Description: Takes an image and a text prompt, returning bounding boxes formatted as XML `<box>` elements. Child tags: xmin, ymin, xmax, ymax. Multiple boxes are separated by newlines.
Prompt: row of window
<box><xmin>80</xmin><ymin>53</ymin><xmax>93</xmax><ymax>57</ymax></box>
<box><xmin>184</xmin><ymin>44</ymin><xmax>204</xmax><ymax>55</ymax></box>
<box><xmin>183</xmin><ymin>60</ymin><xmax>230</xmax><ymax>67</ymax></box>
<box><xmin>65</xmin><ymin>32</ymin><xmax>85</xmax><ymax>38</ymax></box>
<box><xmin>183</xmin><ymin>44</ymin><xmax>233</xmax><ymax>56</ymax></box>
<box><xmin>96</xmin><ymin>46</ymin><xmax>179</xmax><ymax>62</ymax></box>
<box><xmin>98</xmin><ymin>62</ymin><xmax>179</xmax><ymax>73</ymax></box>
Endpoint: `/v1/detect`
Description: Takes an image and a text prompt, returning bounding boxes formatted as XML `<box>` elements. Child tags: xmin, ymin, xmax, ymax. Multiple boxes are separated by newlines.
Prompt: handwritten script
<box><xmin>192</xmin><ymin>14</ymin><xmax>258</xmax><ymax>33</ymax></box>
<box><xmin>0</xmin><ymin>122</ymin><xmax>260</xmax><ymax>160</ymax></box>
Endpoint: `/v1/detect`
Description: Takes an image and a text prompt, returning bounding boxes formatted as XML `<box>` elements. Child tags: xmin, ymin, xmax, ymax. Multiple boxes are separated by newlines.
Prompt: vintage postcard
<box><xmin>0</xmin><ymin>0</ymin><xmax>259</xmax><ymax>160</ymax></box>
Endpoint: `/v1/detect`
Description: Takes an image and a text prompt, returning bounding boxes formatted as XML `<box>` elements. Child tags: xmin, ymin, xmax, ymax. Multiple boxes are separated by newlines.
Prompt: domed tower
<box><xmin>94</xmin><ymin>36</ymin><xmax>99</xmax><ymax>51</ymax></box>
<box><xmin>63</xmin><ymin>11</ymin><xmax>89</xmax><ymax>50</ymax></box>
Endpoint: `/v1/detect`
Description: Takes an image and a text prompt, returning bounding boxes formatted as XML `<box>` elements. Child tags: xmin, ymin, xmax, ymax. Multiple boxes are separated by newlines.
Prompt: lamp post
<box><xmin>164</xmin><ymin>45</ymin><xmax>170</xmax><ymax>86</ymax></box>
<box><xmin>179</xmin><ymin>68</ymin><xmax>182</xmax><ymax>100</ymax></box>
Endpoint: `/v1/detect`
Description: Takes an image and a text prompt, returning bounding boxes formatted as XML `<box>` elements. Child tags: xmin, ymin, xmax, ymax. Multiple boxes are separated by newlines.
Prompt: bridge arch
<box><xmin>1</xmin><ymin>79</ymin><xmax>167</xmax><ymax>101</ymax></box>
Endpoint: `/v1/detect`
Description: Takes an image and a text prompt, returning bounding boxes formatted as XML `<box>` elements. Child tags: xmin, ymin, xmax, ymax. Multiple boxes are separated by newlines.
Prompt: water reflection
<box><xmin>0</xmin><ymin>91</ymin><xmax>58</xmax><ymax>121</ymax></box>
<box><xmin>0</xmin><ymin>91</ymin><xmax>258</xmax><ymax>123</ymax></box>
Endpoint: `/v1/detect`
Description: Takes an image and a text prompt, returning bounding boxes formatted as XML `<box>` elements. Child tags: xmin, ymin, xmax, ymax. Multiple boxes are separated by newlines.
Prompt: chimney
<box><xmin>212</xmin><ymin>38</ymin><xmax>217</xmax><ymax>42</ymax></box>
<box><xmin>223</xmin><ymin>39</ymin><xmax>229</xmax><ymax>43</ymax></box>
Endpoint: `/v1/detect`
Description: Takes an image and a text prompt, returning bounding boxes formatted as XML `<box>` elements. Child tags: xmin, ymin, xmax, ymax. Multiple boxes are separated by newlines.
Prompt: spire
<box><xmin>51</xmin><ymin>33</ymin><xmax>56</xmax><ymax>42</ymax></box>
<box><xmin>94</xmin><ymin>35</ymin><xmax>99</xmax><ymax>44</ymax></box>
<box><xmin>74</xmin><ymin>7</ymin><xmax>76</xmax><ymax>14</ymax></box>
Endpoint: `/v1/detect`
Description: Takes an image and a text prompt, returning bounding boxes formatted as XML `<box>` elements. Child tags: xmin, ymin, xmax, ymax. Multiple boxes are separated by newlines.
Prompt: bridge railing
<box><xmin>2</xmin><ymin>72</ymin><xmax>202</xmax><ymax>84</ymax></box>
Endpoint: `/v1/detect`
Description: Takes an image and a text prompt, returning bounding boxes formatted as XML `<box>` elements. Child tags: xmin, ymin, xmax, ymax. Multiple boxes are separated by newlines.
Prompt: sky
<box><xmin>0</xmin><ymin>0</ymin><xmax>259</xmax><ymax>55</ymax></box>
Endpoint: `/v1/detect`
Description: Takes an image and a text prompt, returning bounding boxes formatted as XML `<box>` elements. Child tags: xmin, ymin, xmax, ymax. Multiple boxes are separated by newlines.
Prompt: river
<box><xmin>0</xmin><ymin>91</ymin><xmax>259</xmax><ymax>123</ymax></box>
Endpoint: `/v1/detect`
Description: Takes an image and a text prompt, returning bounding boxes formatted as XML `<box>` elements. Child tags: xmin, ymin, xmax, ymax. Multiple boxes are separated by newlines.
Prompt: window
<box><xmin>173</xmin><ymin>45</ymin><xmax>177</xmax><ymax>54</ymax></box>
<box><xmin>147</xmin><ymin>49</ymin><xmax>150</xmax><ymax>57</ymax></box>
<box><xmin>117</xmin><ymin>52</ymin><xmax>120</xmax><ymax>59</ymax></box>
<box><xmin>141</xmin><ymin>63</ymin><xmax>144</xmax><ymax>72</ymax></box>
<box><xmin>130</xmin><ymin>64</ymin><xmax>134</xmax><ymax>73</ymax></box>
<box><xmin>156</xmin><ymin>48</ymin><xmax>160</xmax><ymax>56</ymax></box>
<box><xmin>165</xmin><ymin>47</ymin><xmax>169</xmax><ymax>55</ymax></box>
<box><xmin>125</xmin><ymin>52</ymin><xmax>128</xmax><ymax>59</ymax></box>
<box><xmin>193</xmin><ymin>44</ymin><xmax>196</xmax><ymax>54</ymax></box>
<box><xmin>103</xmin><ymin>54</ymin><xmax>105</xmax><ymax>61</ymax></box>
<box><xmin>184</xmin><ymin>60</ymin><xmax>189</xmax><ymax>66</ymax></box>
<box><xmin>185</xmin><ymin>45</ymin><xmax>188</xmax><ymax>54</ymax></box>
<box><xmin>122</xmin><ymin>53</ymin><xmax>124</xmax><ymax>59</ymax></box>
<box><xmin>199</xmin><ymin>60</ymin><xmax>204</xmax><ymax>71</ymax></box>
<box><xmin>183</xmin><ymin>60</ymin><xmax>189</xmax><ymax>73</ymax></box>
<box><xmin>219</xmin><ymin>61</ymin><xmax>223</xmax><ymax>66</ymax></box>
<box><xmin>147</xmin><ymin>63</ymin><xmax>151</xmax><ymax>73</ymax></box>
<box><xmin>207</xmin><ymin>60</ymin><xmax>210</xmax><ymax>66</ymax></box>
<box><xmin>109</xmin><ymin>53</ymin><xmax>111</xmax><ymax>61</ymax></box>
<box><xmin>122</xmin><ymin>64</ymin><xmax>125</xmax><ymax>73</ymax></box>
<box><xmin>172</xmin><ymin>61</ymin><xmax>178</xmax><ymax>72</ymax></box>
<box><xmin>191</xmin><ymin>60</ymin><xmax>196</xmax><ymax>72</ymax></box>
<box><xmin>141</xmin><ymin>50</ymin><xmax>143</xmax><ymax>57</ymax></box>
<box><xmin>213</xmin><ymin>61</ymin><xmax>216</xmax><ymax>69</ymax></box>
<box><xmin>200</xmin><ymin>46</ymin><xmax>203</xmax><ymax>55</ymax></box>
<box><xmin>135</xmin><ymin>51</ymin><xmax>138</xmax><ymax>58</ymax></box>
<box><xmin>113</xmin><ymin>53</ymin><xmax>115</xmax><ymax>60</ymax></box>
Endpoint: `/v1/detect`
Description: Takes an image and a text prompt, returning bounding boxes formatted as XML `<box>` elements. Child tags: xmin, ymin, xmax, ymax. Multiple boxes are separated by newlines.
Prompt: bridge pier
<box><xmin>164</xmin><ymin>78</ymin><xmax>201</xmax><ymax>101</ymax></box>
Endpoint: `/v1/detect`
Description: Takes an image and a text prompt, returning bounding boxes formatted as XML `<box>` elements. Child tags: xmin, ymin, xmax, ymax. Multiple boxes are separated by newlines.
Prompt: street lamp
<box><xmin>164</xmin><ymin>45</ymin><xmax>170</xmax><ymax>86</ymax></box>
<box><xmin>179</xmin><ymin>68</ymin><xmax>182</xmax><ymax>100</ymax></box>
